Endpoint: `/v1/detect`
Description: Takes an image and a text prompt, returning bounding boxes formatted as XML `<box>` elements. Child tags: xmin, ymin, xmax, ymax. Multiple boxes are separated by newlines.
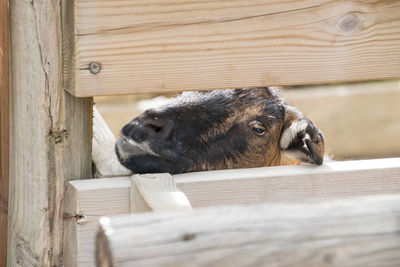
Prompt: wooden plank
<box><xmin>0</xmin><ymin>0</ymin><xmax>9</xmax><ymax>265</ymax></box>
<box><xmin>70</xmin><ymin>158</ymin><xmax>400</xmax><ymax>216</ymax></box>
<box><xmin>131</xmin><ymin>174</ymin><xmax>192</xmax><ymax>213</ymax></box>
<box><xmin>92</xmin><ymin>106</ymin><xmax>131</xmax><ymax>177</ymax></box>
<box><xmin>64</xmin><ymin>0</ymin><xmax>400</xmax><ymax>97</ymax></box>
<box><xmin>65</xmin><ymin>178</ymin><xmax>131</xmax><ymax>266</ymax></box>
<box><xmin>65</xmin><ymin>158</ymin><xmax>400</xmax><ymax>266</ymax></box>
<box><xmin>8</xmin><ymin>1</ymin><xmax>93</xmax><ymax>266</ymax></box>
<box><xmin>64</xmin><ymin>182</ymin><xmax>79</xmax><ymax>267</ymax></box>
<box><xmin>96</xmin><ymin>195</ymin><xmax>400</xmax><ymax>267</ymax></box>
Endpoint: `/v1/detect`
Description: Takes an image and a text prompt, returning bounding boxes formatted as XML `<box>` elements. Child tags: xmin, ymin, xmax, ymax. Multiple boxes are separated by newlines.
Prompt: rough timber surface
<box><xmin>130</xmin><ymin>174</ymin><xmax>192</xmax><ymax>213</ymax></box>
<box><xmin>65</xmin><ymin>0</ymin><xmax>400</xmax><ymax>96</ymax></box>
<box><xmin>66</xmin><ymin>158</ymin><xmax>400</xmax><ymax>266</ymax></box>
<box><xmin>96</xmin><ymin>195</ymin><xmax>400</xmax><ymax>267</ymax></box>
<box><xmin>9</xmin><ymin>1</ymin><xmax>92</xmax><ymax>266</ymax></box>
<box><xmin>0</xmin><ymin>0</ymin><xmax>9</xmax><ymax>264</ymax></box>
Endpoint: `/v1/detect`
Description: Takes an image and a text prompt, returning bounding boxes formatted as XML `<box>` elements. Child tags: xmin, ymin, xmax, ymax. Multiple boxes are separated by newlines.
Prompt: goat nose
<box><xmin>142</xmin><ymin>118</ymin><xmax>173</xmax><ymax>139</ymax></box>
<box><xmin>121</xmin><ymin>121</ymin><xmax>137</xmax><ymax>138</ymax></box>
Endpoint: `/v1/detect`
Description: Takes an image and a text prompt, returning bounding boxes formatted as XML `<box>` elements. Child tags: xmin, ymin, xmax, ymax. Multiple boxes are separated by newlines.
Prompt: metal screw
<box><xmin>89</xmin><ymin>62</ymin><xmax>101</xmax><ymax>74</ymax></box>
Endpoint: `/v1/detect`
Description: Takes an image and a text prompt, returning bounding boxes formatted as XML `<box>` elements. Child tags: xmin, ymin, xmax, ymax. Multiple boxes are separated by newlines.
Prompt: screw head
<box><xmin>89</xmin><ymin>62</ymin><xmax>101</xmax><ymax>74</ymax></box>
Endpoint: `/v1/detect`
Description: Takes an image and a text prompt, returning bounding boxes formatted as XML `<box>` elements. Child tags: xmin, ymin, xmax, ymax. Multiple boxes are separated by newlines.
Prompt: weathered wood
<box><xmin>96</xmin><ymin>195</ymin><xmax>400</xmax><ymax>267</ymax></box>
<box><xmin>64</xmin><ymin>0</ymin><xmax>400</xmax><ymax>97</ymax></box>
<box><xmin>8</xmin><ymin>1</ymin><xmax>92</xmax><ymax>266</ymax></box>
<box><xmin>65</xmin><ymin>178</ymin><xmax>130</xmax><ymax>266</ymax></box>
<box><xmin>66</xmin><ymin>158</ymin><xmax>400</xmax><ymax>266</ymax></box>
<box><xmin>92</xmin><ymin>106</ymin><xmax>131</xmax><ymax>177</ymax></box>
<box><xmin>131</xmin><ymin>174</ymin><xmax>192</xmax><ymax>213</ymax></box>
<box><xmin>0</xmin><ymin>0</ymin><xmax>10</xmax><ymax>265</ymax></box>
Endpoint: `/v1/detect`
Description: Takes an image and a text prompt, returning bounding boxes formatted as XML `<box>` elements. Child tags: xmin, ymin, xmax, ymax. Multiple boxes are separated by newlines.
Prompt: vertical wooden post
<box><xmin>0</xmin><ymin>0</ymin><xmax>10</xmax><ymax>265</ymax></box>
<box><xmin>8</xmin><ymin>0</ymin><xmax>92</xmax><ymax>266</ymax></box>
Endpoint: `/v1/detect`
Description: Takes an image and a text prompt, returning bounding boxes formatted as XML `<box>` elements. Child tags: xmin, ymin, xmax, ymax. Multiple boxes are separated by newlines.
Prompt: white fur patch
<box><xmin>117</xmin><ymin>136</ymin><xmax>160</xmax><ymax>160</ymax></box>
<box><xmin>280</xmin><ymin>120</ymin><xmax>308</xmax><ymax>149</ymax></box>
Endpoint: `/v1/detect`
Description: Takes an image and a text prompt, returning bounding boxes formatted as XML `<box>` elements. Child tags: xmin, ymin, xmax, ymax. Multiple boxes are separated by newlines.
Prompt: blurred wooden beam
<box><xmin>92</xmin><ymin>106</ymin><xmax>131</xmax><ymax>177</ymax></box>
<box><xmin>96</xmin><ymin>195</ymin><xmax>400</xmax><ymax>266</ymax></box>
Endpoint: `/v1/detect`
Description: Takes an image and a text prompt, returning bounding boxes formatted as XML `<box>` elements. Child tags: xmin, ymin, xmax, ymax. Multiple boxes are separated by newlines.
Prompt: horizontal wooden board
<box><xmin>65</xmin><ymin>158</ymin><xmax>400</xmax><ymax>266</ymax></box>
<box><xmin>96</xmin><ymin>195</ymin><xmax>400</xmax><ymax>267</ymax></box>
<box><xmin>64</xmin><ymin>0</ymin><xmax>400</xmax><ymax>96</ymax></box>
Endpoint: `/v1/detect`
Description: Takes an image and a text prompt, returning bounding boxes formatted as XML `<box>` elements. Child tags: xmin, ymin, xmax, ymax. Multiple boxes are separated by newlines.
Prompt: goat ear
<box><xmin>280</xmin><ymin>118</ymin><xmax>325</xmax><ymax>165</ymax></box>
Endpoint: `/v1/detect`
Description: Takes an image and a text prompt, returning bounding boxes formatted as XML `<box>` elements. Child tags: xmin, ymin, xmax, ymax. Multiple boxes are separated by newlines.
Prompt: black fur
<box><xmin>116</xmin><ymin>87</ymin><xmax>310</xmax><ymax>174</ymax></box>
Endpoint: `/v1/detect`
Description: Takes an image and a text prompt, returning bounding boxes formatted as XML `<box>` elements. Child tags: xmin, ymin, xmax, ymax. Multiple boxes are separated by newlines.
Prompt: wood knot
<box><xmin>49</xmin><ymin>129</ymin><xmax>69</xmax><ymax>144</ymax></box>
<box><xmin>181</xmin><ymin>233</ymin><xmax>197</xmax><ymax>241</ymax></box>
<box><xmin>323</xmin><ymin>253</ymin><xmax>336</xmax><ymax>263</ymax></box>
<box><xmin>337</xmin><ymin>14</ymin><xmax>360</xmax><ymax>34</ymax></box>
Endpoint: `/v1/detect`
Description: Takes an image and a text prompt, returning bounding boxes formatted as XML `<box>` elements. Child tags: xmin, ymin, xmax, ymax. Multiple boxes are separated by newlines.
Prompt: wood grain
<box><xmin>0</xmin><ymin>0</ymin><xmax>9</xmax><ymax>265</ymax></box>
<box><xmin>66</xmin><ymin>158</ymin><xmax>400</xmax><ymax>266</ymax></box>
<box><xmin>131</xmin><ymin>173</ymin><xmax>192</xmax><ymax>213</ymax></box>
<box><xmin>92</xmin><ymin>106</ymin><xmax>131</xmax><ymax>177</ymax></box>
<box><xmin>64</xmin><ymin>0</ymin><xmax>400</xmax><ymax>96</ymax></box>
<box><xmin>8</xmin><ymin>1</ymin><xmax>92</xmax><ymax>266</ymax></box>
<box><xmin>96</xmin><ymin>195</ymin><xmax>400</xmax><ymax>267</ymax></box>
<box><xmin>65</xmin><ymin>178</ymin><xmax>130</xmax><ymax>266</ymax></box>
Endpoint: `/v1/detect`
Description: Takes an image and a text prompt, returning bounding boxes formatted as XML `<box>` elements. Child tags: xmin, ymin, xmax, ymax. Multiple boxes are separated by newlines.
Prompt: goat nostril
<box><xmin>161</xmin><ymin>122</ymin><xmax>173</xmax><ymax>139</ymax></box>
<box><xmin>145</xmin><ymin>123</ymin><xmax>162</xmax><ymax>133</ymax></box>
<box><xmin>143</xmin><ymin>119</ymin><xmax>173</xmax><ymax>139</ymax></box>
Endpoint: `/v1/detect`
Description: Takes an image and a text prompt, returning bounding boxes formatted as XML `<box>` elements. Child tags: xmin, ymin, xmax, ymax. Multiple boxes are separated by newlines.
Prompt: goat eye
<box><xmin>249</xmin><ymin>121</ymin><xmax>266</xmax><ymax>136</ymax></box>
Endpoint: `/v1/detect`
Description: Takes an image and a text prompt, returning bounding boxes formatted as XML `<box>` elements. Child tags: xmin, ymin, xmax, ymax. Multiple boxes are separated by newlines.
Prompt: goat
<box><xmin>116</xmin><ymin>87</ymin><xmax>324</xmax><ymax>174</ymax></box>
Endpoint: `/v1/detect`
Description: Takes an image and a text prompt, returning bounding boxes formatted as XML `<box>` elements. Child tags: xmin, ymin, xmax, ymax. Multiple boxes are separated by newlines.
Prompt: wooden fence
<box><xmin>96</xmin><ymin>195</ymin><xmax>400</xmax><ymax>266</ymax></box>
<box><xmin>4</xmin><ymin>0</ymin><xmax>400</xmax><ymax>266</ymax></box>
<box><xmin>64</xmin><ymin>0</ymin><xmax>400</xmax><ymax>96</ymax></box>
<box><xmin>65</xmin><ymin>158</ymin><xmax>400</xmax><ymax>266</ymax></box>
